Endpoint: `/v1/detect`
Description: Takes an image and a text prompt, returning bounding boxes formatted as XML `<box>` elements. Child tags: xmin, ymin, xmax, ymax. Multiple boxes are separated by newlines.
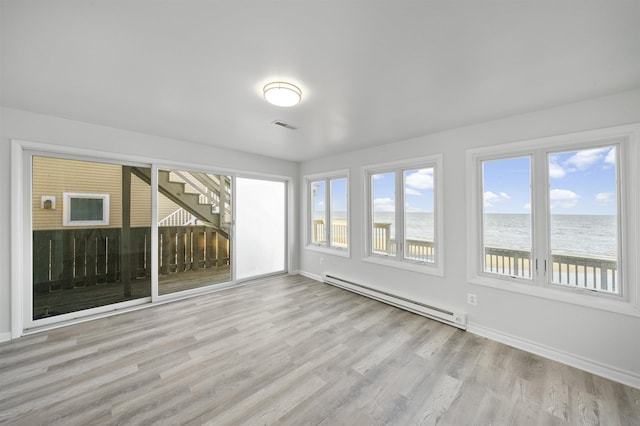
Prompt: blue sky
<box><xmin>312</xmin><ymin>169</ymin><xmax>435</xmax><ymax>214</ymax></box>
<box><xmin>372</xmin><ymin>168</ymin><xmax>434</xmax><ymax>213</ymax></box>
<box><xmin>312</xmin><ymin>177</ymin><xmax>348</xmax><ymax>213</ymax></box>
<box><xmin>483</xmin><ymin>147</ymin><xmax>617</xmax><ymax>215</ymax></box>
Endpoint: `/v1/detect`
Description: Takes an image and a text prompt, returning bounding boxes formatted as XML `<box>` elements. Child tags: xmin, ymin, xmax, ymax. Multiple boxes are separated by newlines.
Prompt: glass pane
<box><xmin>403</xmin><ymin>168</ymin><xmax>435</xmax><ymax>262</ymax></box>
<box><xmin>236</xmin><ymin>178</ymin><xmax>286</xmax><ymax>280</ymax></box>
<box><xmin>330</xmin><ymin>178</ymin><xmax>348</xmax><ymax>248</ymax></box>
<box><xmin>32</xmin><ymin>157</ymin><xmax>151</xmax><ymax>320</ymax></box>
<box><xmin>69</xmin><ymin>197</ymin><xmax>104</xmax><ymax>221</ymax></box>
<box><xmin>548</xmin><ymin>146</ymin><xmax>619</xmax><ymax>293</ymax></box>
<box><xmin>310</xmin><ymin>180</ymin><xmax>326</xmax><ymax>244</ymax></box>
<box><xmin>158</xmin><ymin>169</ymin><xmax>231</xmax><ymax>295</ymax></box>
<box><xmin>482</xmin><ymin>157</ymin><xmax>532</xmax><ymax>278</ymax></box>
<box><xmin>371</xmin><ymin>172</ymin><xmax>395</xmax><ymax>256</ymax></box>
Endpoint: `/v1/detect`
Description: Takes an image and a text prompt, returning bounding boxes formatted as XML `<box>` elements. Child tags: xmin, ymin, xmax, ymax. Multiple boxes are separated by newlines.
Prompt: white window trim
<box><xmin>466</xmin><ymin>124</ymin><xmax>640</xmax><ymax>317</ymax></box>
<box><xmin>304</xmin><ymin>169</ymin><xmax>350</xmax><ymax>258</ymax></box>
<box><xmin>362</xmin><ymin>154</ymin><xmax>444</xmax><ymax>277</ymax></box>
<box><xmin>63</xmin><ymin>192</ymin><xmax>110</xmax><ymax>226</ymax></box>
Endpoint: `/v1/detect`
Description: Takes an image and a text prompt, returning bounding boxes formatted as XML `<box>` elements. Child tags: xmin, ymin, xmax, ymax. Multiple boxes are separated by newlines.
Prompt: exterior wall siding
<box><xmin>32</xmin><ymin>156</ymin><xmax>154</xmax><ymax>230</ymax></box>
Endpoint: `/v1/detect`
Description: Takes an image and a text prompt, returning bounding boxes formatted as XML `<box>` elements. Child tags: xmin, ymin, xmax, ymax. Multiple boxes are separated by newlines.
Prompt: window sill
<box><xmin>363</xmin><ymin>255</ymin><xmax>444</xmax><ymax>277</ymax></box>
<box><xmin>468</xmin><ymin>273</ymin><xmax>640</xmax><ymax>318</ymax></box>
<box><xmin>305</xmin><ymin>244</ymin><xmax>350</xmax><ymax>258</ymax></box>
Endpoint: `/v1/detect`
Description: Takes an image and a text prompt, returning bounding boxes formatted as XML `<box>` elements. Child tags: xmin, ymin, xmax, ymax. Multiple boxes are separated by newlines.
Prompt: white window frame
<box><xmin>304</xmin><ymin>169</ymin><xmax>350</xmax><ymax>257</ymax></box>
<box><xmin>467</xmin><ymin>124</ymin><xmax>640</xmax><ymax>316</ymax></box>
<box><xmin>63</xmin><ymin>192</ymin><xmax>110</xmax><ymax>226</ymax></box>
<box><xmin>363</xmin><ymin>154</ymin><xmax>444</xmax><ymax>277</ymax></box>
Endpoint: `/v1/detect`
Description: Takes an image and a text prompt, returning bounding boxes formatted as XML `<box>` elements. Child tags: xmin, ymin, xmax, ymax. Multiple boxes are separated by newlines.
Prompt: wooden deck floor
<box><xmin>3</xmin><ymin>274</ymin><xmax>639</xmax><ymax>425</ymax></box>
<box><xmin>33</xmin><ymin>266</ymin><xmax>231</xmax><ymax>318</ymax></box>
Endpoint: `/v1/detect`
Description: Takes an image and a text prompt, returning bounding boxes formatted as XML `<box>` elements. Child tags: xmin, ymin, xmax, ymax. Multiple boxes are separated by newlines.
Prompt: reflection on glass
<box><xmin>157</xmin><ymin>169</ymin><xmax>232</xmax><ymax>295</ymax></box>
<box><xmin>32</xmin><ymin>156</ymin><xmax>151</xmax><ymax>319</ymax></box>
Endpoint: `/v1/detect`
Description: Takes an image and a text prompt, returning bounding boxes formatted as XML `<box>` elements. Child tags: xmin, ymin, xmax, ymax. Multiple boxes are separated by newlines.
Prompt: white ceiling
<box><xmin>2</xmin><ymin>1</ymin><xmax>640</xmax><ymax>162</ymax></box>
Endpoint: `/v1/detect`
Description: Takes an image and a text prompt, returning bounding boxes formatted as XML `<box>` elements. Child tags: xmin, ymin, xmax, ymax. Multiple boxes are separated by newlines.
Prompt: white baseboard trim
<box><xmin>298</xmin><ymin>271</ymin><xmax>323</xmax><ymax>282</ymax></box>
<box><xmin>0</xmin><ymin>332</ymin><xmax>12</xmax><ymax>344</ymax></box>
<box><xmin>467</xmin><ymin>322</ymin><xmax>640</xmax><ymax>390</ymax></box>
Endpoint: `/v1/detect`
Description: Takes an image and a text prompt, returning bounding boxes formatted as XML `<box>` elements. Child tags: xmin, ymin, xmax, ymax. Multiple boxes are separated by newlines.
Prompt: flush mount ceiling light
<box><xmin>263</xmin><ymin>81</ymin><xmax>302</xmax><ymax>107</ymax></box>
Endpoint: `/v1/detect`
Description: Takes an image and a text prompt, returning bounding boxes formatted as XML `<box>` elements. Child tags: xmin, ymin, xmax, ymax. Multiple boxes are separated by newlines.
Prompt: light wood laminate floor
<box><xmin>1</xmin><ymin>274</ymin><xmax>638</xmax><ymax>425</ymax></box>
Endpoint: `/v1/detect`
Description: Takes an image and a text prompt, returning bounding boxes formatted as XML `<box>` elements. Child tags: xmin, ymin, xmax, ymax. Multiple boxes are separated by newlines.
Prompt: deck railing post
<box><xmin>600</xmin><ymin>264</ymin><xmax>608</xmax><ymax>291</ymax></box>
<box><xmin>313</xmin><ymin>220</ymin><xmax>325</xmax><ymax>244</ymax></box>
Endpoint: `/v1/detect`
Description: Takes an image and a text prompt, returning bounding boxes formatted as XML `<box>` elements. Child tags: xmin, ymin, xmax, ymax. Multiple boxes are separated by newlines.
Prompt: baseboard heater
<box><xmin>323</xmin><ymin>274</ymin><xmax>467</xmax><ymax>330</ymax></box>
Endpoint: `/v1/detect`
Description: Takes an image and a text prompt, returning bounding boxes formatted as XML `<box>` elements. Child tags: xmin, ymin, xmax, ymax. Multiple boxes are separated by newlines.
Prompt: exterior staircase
<box><xmin>131</xmin><ymin>168</ymin><xmax>230</xmax><ymax>238</ymax></box>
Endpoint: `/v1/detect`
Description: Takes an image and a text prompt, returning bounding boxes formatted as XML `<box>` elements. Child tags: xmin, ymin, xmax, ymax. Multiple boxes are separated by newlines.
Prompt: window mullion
<box><xmin>325</xmin><ymin>178</ymin><xmax>331</xmax><ymax>247</ymax></box>
<box><xmin>396</xmin><ymin>168</ymin><xmax>404</xmax><ymax>259</ymax></box>
<box><xmin>531</xmin><ymin>150</ymin><xmax>547</xmax><ymax>285</ymax></box>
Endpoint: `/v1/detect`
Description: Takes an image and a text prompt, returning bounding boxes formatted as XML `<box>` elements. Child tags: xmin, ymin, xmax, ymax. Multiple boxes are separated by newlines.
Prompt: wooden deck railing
<box><xmin>158</xmin><ymin>208</ymin><xmax>197</xmax><ymax>227</ymax></box>
<box><xmin>158</xmin><ymin>225</ymin><xmax>229</xmax><ymax>274</ymax></box>
<box><xmin>405</xmin><ymin>239</ymin><xmax>436</xmax><ymax>262</ymax></box>
<box><xmin>312</xmin><ymin>219</ymin><xmax>348</xmax><ymax>247</ymax></box>
<box><xmin>368</xmin><ymin>225</ymin><xmax>617</xmax><ymax>291</ymax></box>
<box><xmin>374</xmin><ymin>238</ymin><xmax>435</xmax><ymax>262</ymax></box>
<box><xmin>550</xmin><ymin>253</ymin><xmax>617</xmax><ymax>292</ymax></box>
<box><xmin>372</xmin><ymin>223</ymin><xmax>391</xmax><ymax>254</ymax></box>
<box><xmin>371</xmin><ymin>223</ymin><xmax>435</xmax><ymax>262</ymax></box>
<box><xmin>484</xmin><ymin>247</ymin><xmax>532</xmax><ymax>278</ymax></box>
<box><xmin>33</xmin><ymin>226</ymin><xmax>229</xmax><ymax>293</ymax></box>
<box><xmin>484</xmin><ymin>246</ymin><xmax>618</xmax><ymax>293</ymax></box>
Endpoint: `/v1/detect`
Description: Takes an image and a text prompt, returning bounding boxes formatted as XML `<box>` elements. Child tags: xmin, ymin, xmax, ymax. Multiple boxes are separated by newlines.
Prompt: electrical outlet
<box><xmin>319</xmin><ymin>257</ymin><xmax>324</xmax><ymax>265</ymax></box>
<box><xmin>467</xmin><ymin>293</ymin><xmax>477</xmax><ymax>306</ymax></box>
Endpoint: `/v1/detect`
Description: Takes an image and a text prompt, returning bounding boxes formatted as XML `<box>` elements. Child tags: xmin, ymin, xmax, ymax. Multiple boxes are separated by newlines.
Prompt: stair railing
<box><xmin>158</xmin><ymin>208</ymin><xmax>197</xmax><ymax>227</ymax></box>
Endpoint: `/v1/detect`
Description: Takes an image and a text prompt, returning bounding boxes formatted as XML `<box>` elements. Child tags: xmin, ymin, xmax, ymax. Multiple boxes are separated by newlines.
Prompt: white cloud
<box><xmin>405</xmin><ymin>187</ymin><xmax>422</xmax><ymax>196</ymax></box>
<box><xmin>373</xmin><ymin>197</ymin><xmax>395</xmax><ymax>212</ymax></box>
<box><xmin>405</xmin><ymin>169</ymin><xmax>433</xmax><ymax>190</ymax></box>
<box><xmin>484</xmin><ymin>191</ymin><xmax>510</xmax><ymax>207</ymax></box>
<box><xmin>548</xmin><ymin>160</ymin><xmax>566</xmax><ymax>179</ymax></box>
<box><xmin>566</xmin><ymin>148</ymin><xmax>609</xmax><ymax>171</ymax></box>
<box><xmin>317</xmin><ymin>201</ymin><xmax>325</xmax><ymax>208</ymax></box>
<box><xmin>550</xmin><ymin>147</ymin><xmax>614</xmax><ymax>178</ymax></box>
<box><xmin>604</xmin><ymin>147</ymin><xmax>616</xmax><ymax>166</ymax></box>
<box><xmin>523</xmin><ymin>202</ymin><xmax>531</xmax><ymax>210</ymax></box>
<box><xmin>549</xmin><ymin>188</ymin><xmax>580</xmax><ymax>209</ymax></box>
<box><xmin>595</xmin><ymin>192</ymin><xmax>615</xmax><ymax>204</ymax></box>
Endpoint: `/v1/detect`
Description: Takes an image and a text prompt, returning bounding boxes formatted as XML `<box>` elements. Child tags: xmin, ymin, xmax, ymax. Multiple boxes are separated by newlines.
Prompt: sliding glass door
<box><xmin>31</xmin><ymin>155</ymin><xmax>152</xmax><ymax>321</ymax></box>
<box><xmin>26</xmin><ymin>149</ymin><xmax>287</xmax><ymax>329</ymax></box>
<box><xmin>155</xmin><ymin>168</ymin><xmax>232</xmax><ymax>295</ymax></box>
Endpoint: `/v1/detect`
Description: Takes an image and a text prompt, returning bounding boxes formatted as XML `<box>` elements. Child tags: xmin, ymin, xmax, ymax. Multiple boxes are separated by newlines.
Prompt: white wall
<box><xmin>299</xmin><ymin>89</ymin><xmax>640</xmax><ymax>387</ymax></box>
<box><xmin>0</xmin><ymin>107</ymin><xmax>299</xmax><ymax>339</ymax></box>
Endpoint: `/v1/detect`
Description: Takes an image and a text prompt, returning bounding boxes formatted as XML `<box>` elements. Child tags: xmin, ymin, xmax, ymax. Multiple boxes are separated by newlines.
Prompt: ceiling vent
<box><xmin>272</xmin><ymin>120</ymin><xmax>297</xmax><ymax>130</ymax></box>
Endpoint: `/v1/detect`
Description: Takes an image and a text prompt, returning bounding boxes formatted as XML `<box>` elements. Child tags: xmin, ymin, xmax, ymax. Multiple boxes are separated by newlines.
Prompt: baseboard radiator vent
<box><xmin>323</xmin><ymin>274</ymin><xmax>467</xmax><ymax>330</ymax></box>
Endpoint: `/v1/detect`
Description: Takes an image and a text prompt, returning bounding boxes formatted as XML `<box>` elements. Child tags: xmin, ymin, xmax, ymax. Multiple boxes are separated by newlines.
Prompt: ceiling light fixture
<box><xmin>263</xmin><ymin>81</ymin><xmax>302</xmax><ymax>107</ymax></box>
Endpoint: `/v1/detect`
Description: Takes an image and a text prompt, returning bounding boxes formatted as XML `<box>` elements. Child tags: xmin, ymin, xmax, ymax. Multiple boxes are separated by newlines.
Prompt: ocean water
<box><xmin>483</xmin><ymin>213</ymin><xmax>617</xmax><ymax>258</ymax></box>
<box><xmin>321</xmin><ymin>212</ymin><xmax>617</xmax><ymax>258</ymax></box>
<box><xmin>372</xmin><ymin>212</ymin><xmax>434</xmax><ymax>241</ymax></box>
